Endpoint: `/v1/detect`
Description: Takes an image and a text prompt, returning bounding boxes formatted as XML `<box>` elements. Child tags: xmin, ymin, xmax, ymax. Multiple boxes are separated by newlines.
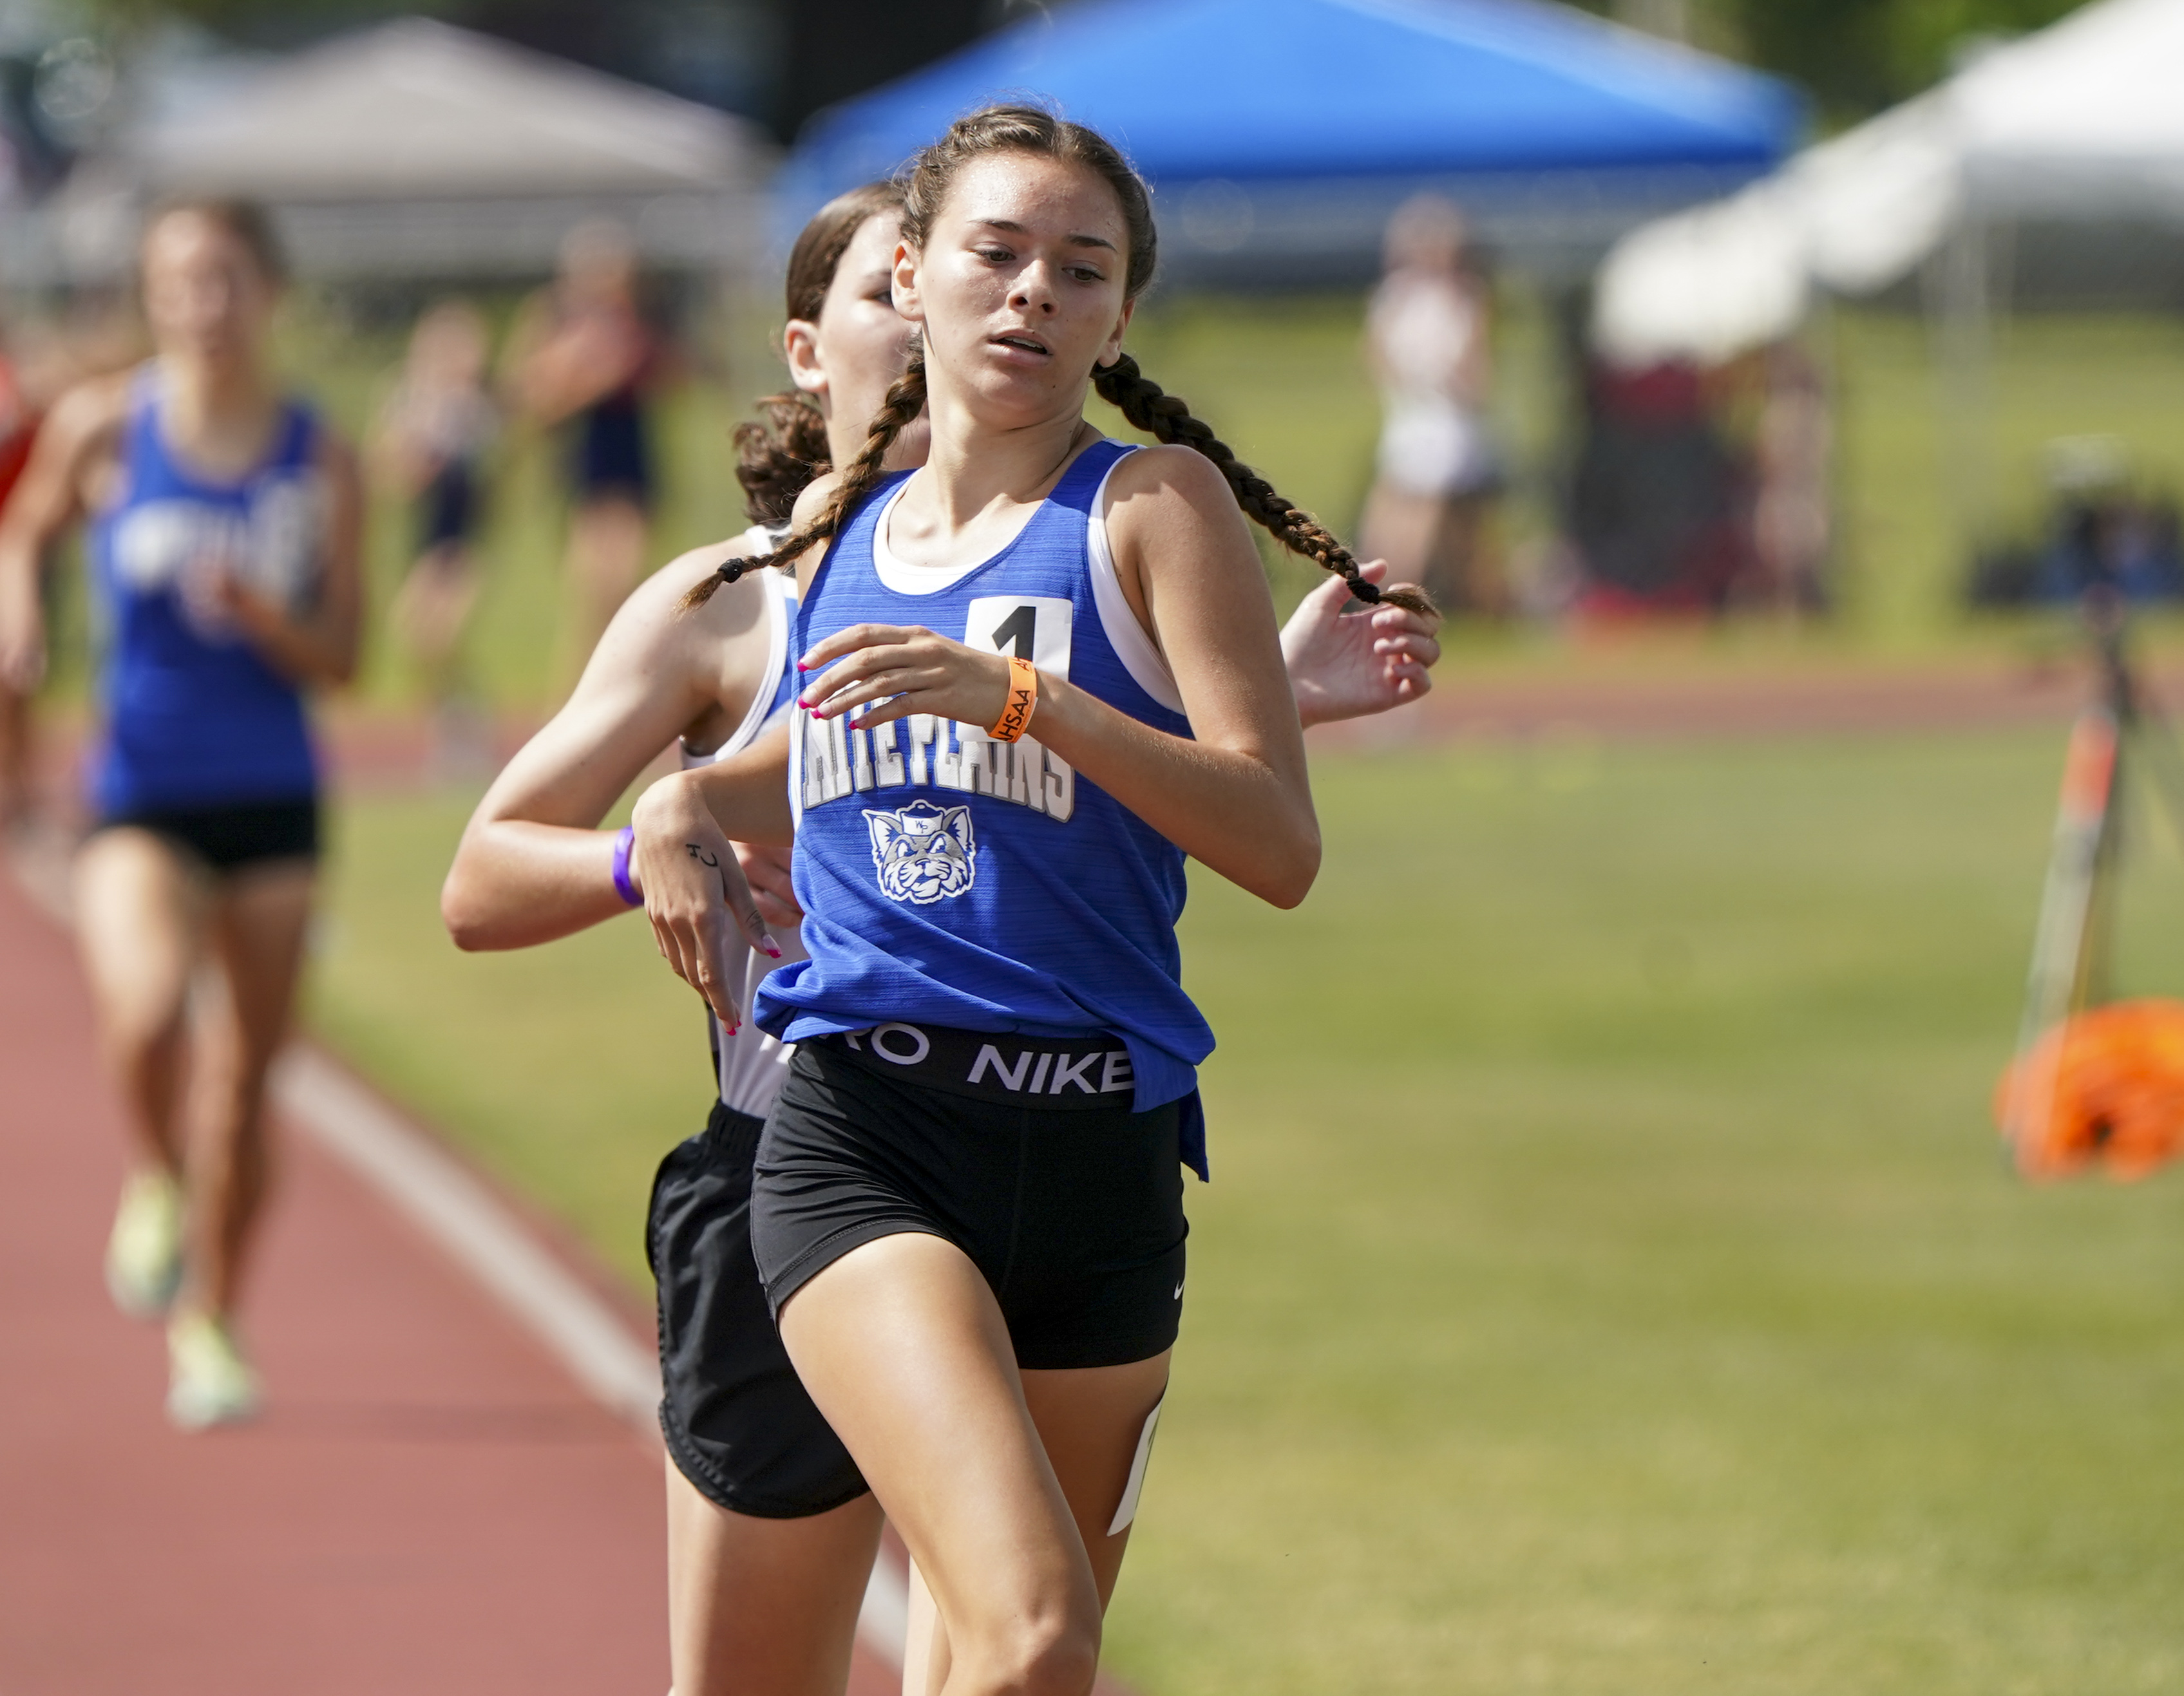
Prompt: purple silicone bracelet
<box><xmin>611</xmin><ymin>825</ymin><xmax>642</xmax><ymax>907</ymax></box>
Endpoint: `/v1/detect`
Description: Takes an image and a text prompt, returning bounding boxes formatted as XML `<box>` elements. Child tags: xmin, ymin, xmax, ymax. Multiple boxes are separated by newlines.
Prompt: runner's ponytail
<box><xmin>732</xmin><ymin>393</ymin><xmax>830</xmax><ymax>529</ymax></box>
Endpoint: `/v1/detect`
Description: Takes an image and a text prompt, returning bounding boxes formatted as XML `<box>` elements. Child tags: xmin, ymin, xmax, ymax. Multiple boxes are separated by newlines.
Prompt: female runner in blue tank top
<box><xmin>444</xmin><ymin>180</ymin><xmax>1438</xmax><ymax>1696</ymax></box>
<box><xmin>0</xmin><ymin>200</ymin><xmax>362</xmax><ymax>1429</ymax></box>
<box><xmin>630</xmin><ymin>109</ymin><xmax>1435</xmax><ymax>1695</ymax></box>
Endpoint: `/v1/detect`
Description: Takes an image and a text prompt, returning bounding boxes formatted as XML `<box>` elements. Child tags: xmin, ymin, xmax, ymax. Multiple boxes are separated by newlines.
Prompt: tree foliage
<box><xmin>1584</xmin><ymin>0</ymin><xmax>2093</xmax><ymax>117</ymax></box>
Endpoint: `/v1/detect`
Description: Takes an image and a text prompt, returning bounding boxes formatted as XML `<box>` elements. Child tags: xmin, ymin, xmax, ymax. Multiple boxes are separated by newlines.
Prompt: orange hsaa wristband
<box><xmin>991</xmin><ymin>655</ymin><xmax>1038</xmax><ymax>743</ymax></box>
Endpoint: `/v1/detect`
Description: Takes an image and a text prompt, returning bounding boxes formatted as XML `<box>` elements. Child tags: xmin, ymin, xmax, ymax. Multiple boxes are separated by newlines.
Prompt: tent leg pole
<box><xmin>1926</xmin><ymin>216</ymin><xmax>1997</xmax><ymax>583</ymax></box>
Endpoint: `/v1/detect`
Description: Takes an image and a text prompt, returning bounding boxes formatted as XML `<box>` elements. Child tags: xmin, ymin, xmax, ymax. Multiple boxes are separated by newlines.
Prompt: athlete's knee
<box><xmin>222</xmin><ymin>1032</ymin><xmax>287</xmax><ymax>1103</ymax></box>
<box><xmin>194</xmin><ymin>992</ymin><xmax>289</xmax><ymax>1100</ymax></box>
<box><xmin>962</xmin><ymin>1608</ymin><xmax>1099</xmax><ymax>1696</ymax></box>
<box><xmin>102</xmin><ymin>1000</ymin><xmax>188</xmax><ymax>1073</ymax></box>
<box><xmin>1012</xmin><ymin>1617</ymin><xmax>1101</xmax><ymax>1696</ymax></box>
<box><xmin>84</xmin><ymin>952</ymin><xmax>193</xmax><ymax>1061</ymax></box>
<box><xmin>203</xmin><ymin>1075</ymin><xmax>276</xmax><ymax>1156</ymax></box>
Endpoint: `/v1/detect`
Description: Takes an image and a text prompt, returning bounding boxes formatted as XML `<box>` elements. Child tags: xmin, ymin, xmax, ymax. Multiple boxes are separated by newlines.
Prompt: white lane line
<box><xmin>270</xmin><ymin>1042</ymin><xmax>913</xmax><ymax>1668</ymax></box>
<box><xmin>271</xmin><ymin>1044</ymin><xmax>666</xmax><ymax>1440</ymax></box>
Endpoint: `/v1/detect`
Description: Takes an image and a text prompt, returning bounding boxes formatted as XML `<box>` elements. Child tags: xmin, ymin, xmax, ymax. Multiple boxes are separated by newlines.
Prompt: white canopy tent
<box><xmin>1593</xmin><ymin>0</ymin><xmax>2184</xmax><ymax>367</ymax></box>
<box><xmin>14</xmin><ymin>18</ymin><xmax>772</xmax><ymax>285</ymax></box>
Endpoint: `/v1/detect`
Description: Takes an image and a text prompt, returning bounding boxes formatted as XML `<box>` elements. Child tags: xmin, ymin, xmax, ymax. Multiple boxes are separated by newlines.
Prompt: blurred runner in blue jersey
<box><xmin>0</xmin><ymin>198</ymin><xmax>363</xmax><ymax>1429</ymax></box>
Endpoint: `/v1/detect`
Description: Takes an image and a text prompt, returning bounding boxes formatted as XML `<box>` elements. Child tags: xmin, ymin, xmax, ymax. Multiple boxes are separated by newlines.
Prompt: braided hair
<box><xmin>1092</xmin><ymin>352</ymin><xmax>1431</xmax><ymax>614</ymax></box>
<box><xmin>683</xmin><ymin>106</ymin><xmax>1432</xmax><ymax>618</ymax></box>
<box><xmin>681</xmin><ymin>345</ymin><xmax>927</xmax><ymax>611</ymax></box>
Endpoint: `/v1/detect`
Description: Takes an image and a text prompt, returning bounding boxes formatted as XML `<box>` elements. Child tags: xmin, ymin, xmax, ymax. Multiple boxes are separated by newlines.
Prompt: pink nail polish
<box><xmin>762</xmin><ymin>941</ymin><xmax>783</xmax><ymax>959</ymax></box>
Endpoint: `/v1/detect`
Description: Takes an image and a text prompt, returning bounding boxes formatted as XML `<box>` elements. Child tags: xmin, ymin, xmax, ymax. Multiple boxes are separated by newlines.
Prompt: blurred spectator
<box><xmin>1359</xmin><ymin>194</ymin><xmax>1506</xmax><ymax>615</ymax></box>
<box><xmin>1968</xmin><ymin>437</ymin><xmax>2184</xmax><ymax>608</ymax></box>
<box><xmin>505</xmin><ymin>220</ymin><xmax>663</xmax><ymax>661</ymax></box>
<box><xmin>1568</xmin><ymin>357</ymin><xmax>1751</xmax><ymax>617</ymax></box>
<box><xmin>1566</xmin><ymin>342</ymin><xmax>1835</xmax><ymax>621</ymax></box>
<box><xmin>1750</xmin><ymin>340</ymin><xmax>1832</xmax><ymax>614</ymax></box>
<box><xmin>371</xmin><ymin>299</ymin><xmax>498</xmax><ymax>770</ymax></box>
<box><xmin>0</xmin><ymin>326</ymin><xmax>37</xmax><ymax>831</ymax></box>
<box><xmin>0</xmin><ymin>336</ymin><xmax>35</xmax><ymax>496</ymax></box>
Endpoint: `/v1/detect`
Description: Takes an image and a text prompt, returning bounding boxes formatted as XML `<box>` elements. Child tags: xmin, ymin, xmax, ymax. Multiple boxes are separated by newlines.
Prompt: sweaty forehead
<box><xmin>841</xmin><ymin>212</ymin><xmax>902</xmax><ymax>274</ymax></box>
<box><xmin>943</xmin><ymin>153</ymin><xmax>1126</xmax><ymax>245</ymax></box>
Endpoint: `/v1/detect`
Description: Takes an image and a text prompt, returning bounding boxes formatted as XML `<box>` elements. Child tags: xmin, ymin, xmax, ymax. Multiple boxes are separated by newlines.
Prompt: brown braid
<box><xmin>732</xmin><ymin>392</ymin><xmax>830</xmax><ymax>527</ymax></box>
<box><xmin>1094</xmin><ymin>353</ymin><xmax>1435</xmax><ymax>616</ymax></box>
<box><xmin>681</xmin><ymin>347</ymin><xmax>929</xmax><ymax>610</ymax></box>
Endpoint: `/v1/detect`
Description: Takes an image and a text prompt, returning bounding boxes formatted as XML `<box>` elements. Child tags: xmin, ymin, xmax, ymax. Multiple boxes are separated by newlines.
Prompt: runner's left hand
<box><xmin>209</xmin><ymin>573</ymin><xmax>285</xmax><ymax>640</ymax></box>
<box><xmin>797</xmin><ymin>624</ymin><xmax>1016</xmax><ymax>733</ymax></box>
<box><xmin>1282</xmin><ymin>559</ymin><xmax>1441</xmax><ymax>728</ymax></box>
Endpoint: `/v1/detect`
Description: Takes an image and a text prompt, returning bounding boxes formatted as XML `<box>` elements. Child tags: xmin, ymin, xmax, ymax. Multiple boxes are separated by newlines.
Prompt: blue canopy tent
<box><xmin>775</xmin><ymin>0</ymin><xmax>1803</xmax><ymax>286</ymax></box>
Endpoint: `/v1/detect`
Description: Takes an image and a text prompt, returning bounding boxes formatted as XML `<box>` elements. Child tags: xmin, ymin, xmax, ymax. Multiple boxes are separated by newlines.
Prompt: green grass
<box><xmin>307</xmin><ymin>725</ymin><xmax>2184</xmax><ymax>1694</ymax></box>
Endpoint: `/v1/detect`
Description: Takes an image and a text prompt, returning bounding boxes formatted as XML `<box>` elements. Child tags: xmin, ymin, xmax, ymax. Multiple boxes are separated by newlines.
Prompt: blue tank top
<box><xmin>88</xmin><ymin>366</ymin><xmax>323</xmax><ymax>817</ymax></box>
<box><xmin>757</xmin><ymin>438</ymin><xmax>1214</xmax><ymax>1169</ymax></box>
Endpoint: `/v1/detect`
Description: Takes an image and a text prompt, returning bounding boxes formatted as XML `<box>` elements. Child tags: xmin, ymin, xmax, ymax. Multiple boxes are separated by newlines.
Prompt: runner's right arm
<box><xmin>441</xmin><ymin>543</ymin><xmax>770</xmax><ymax>951</ymax></box>
<box><xmin>627</xmin><ymin>726</ymin><xmax>791</xmax><ymax>1030</ymax></box>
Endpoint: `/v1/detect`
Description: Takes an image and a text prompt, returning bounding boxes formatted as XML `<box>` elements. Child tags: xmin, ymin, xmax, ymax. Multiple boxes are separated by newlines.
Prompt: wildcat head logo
<box><xmin>864</xmin><ymin>801</ymin><xmax>976</xmax><ymax>904</ymax></box>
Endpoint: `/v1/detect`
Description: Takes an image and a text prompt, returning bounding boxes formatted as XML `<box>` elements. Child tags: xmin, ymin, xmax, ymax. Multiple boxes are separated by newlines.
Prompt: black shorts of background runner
<box><xmin>416</xmin><ymin>458</ymin><xmax>481</xmax><ymax>553</ymax></box>
<box><xmin>750</xmin><ymin>1033</ymin><xmax>1188</xmax><ymax>1370</ymax></box>
<box><xmin>647</xmin><ymin>1100</ymin><xmax>868</xmax><ymax>1518</ymax></box>
<box><xmin>571</xmin><ymin>390</ymin><xmax>653</xmax><ymax>509</ymax></box>
<box><xmin>94</xmin><ymin>797</ymin><xmax>319</xmax><ymax>876</ymax></box>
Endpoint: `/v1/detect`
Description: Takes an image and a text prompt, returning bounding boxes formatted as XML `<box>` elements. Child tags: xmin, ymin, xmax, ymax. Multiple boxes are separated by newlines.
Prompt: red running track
<box><xmin>0</xmin><ymin>865</ymin><xmax>897</xmax><ymax>1695</ymax></box>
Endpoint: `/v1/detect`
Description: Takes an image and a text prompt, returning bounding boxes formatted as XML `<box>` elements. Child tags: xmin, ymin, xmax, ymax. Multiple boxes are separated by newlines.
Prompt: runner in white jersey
<box><xmin>688</xmin><ymin>543</ymin><xmax>802</xmax><ymax>1113</ymax></box>
<box><xmin>442</xmin><ymin>180</ymin><xmax>1441</xmax><ymax>1696</ymax></box>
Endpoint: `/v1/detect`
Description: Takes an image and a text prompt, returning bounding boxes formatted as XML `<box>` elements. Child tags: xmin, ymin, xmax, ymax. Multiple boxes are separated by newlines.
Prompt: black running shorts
<box><xmin>96</xmin><ymin>797</ymin><xmax>320</xmax><ymax>875</ymax></box>
<box><xmin>647</xmin><ymin>1101</ymin><xmax>868</xmax><ymax>1519</ymax></box>
<box><xmin>750</xmin><ymin>1030</ymin><xmax>1189</xmax><ymax>1371</ymax></box>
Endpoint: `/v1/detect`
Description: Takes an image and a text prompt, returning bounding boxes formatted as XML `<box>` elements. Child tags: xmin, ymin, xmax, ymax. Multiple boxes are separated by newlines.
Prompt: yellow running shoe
<box><xmin>166</xmin><ymin>1311</ymin><xmax>262</xmax><ymax>1431</ymax></box>
<box><xmin>104</xmin><ymin>1169</ymin><xmax>184</xmax><ymax>1320</ymax></box>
